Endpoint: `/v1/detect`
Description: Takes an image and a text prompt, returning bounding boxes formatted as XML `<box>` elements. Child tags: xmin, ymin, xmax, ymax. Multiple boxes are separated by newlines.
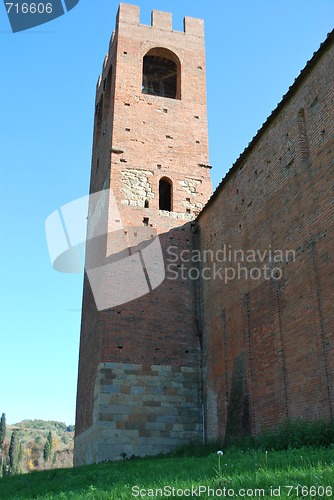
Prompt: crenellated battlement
<box><xmin>117</xmin><ymin>2</ymin><xmax>204</xmax><ymax>36</ymax></box>
<box><xmin>95</xmin><ymin>3</ymin><xmax>205</xmax><ymax>95</ymax></box>
<box><xmin>151</xmin><ymin>9</ymin><xmax>172</xmax><ymax>31</ymax></box>
<box><xmin>117</xmin><ymin>2</ymin><xmax>139</xmax><ymax>26</ymax></box>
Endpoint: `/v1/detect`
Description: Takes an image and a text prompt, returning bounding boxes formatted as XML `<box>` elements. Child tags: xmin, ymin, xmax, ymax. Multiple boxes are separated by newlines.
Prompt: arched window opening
<box><xmin>144</xmin><ymin>199</ymin><xmax>149</xmax><ymax>208</ymax></box>
<box><xmin>95</xmin><ymin>94</ymin><xmax>103</xmax><ymax>144</ymax></box>
<box><xmin>142</xmin><ymin>48</ymin><xmax>180</xmax><ymax>100</ymax></box>
<box><xmin>159</xmin><ymin>178</ymin><xmax>172</xmax><ymax>211</ymax></box>
<box><xmin>103</xmin><ymin>65</ymin><xmax>113</xmax><ymax>118</ymax></box>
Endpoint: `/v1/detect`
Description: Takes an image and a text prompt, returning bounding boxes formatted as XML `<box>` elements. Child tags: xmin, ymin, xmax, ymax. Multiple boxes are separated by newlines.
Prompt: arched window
<box><xmin>142</xmin><ymin>48</ymin><xmax>181</xmax><ymax>100</ymax></box>
<box><xmin>159</xmin><ymin>177</ymin><xmax>172</xmax><ymax>211</ymax></box>
<box><xmin>103</xmin><ymin>65</ymin><xmax>113</xmax><ymax>118</ymax></box>
<box><xmin>95</xmin><ymin>94</ymin><xmax>103</xmax><ymax>145</ymax></box>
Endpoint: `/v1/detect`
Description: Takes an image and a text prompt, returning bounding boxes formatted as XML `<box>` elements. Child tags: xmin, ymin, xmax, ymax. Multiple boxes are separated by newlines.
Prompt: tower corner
<box><xmin>117</xmin><ymin>2</ymin><xmax>140</xmax><ymax>26</ymax></box>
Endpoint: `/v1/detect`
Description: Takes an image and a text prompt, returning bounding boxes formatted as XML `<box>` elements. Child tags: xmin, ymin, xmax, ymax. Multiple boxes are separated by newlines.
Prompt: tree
<box><xmin>18</xmin><ymin>442</ymin><xmax>23</xmax><ymax>465</ymax></box>
<box><xmin>23</xmin><ymin>445</ymin><xmax>34</xmax><ymax>471</ymax></box>
<box><xmin>1</xmin><ymin>456</ymin><xmax>6</xmax><ymax>477</ymax></box>
<box><xmin>30</xmin><ymin>442</ymin><xmax>41</xmax><ymax>468</ymax></box>
<box><xmin>0</xmin><ymin>413</ymin><xmax>6</xmax><ymax>479</ymax></box>
<box><xmin>62</xmin><ymin>434</ymin><xmax>70</xmax><ymax>445</ymax></box>
<box><xmin>0</xmin><ymin>414</ymin><xmax>6</xmax><ymax>449</ymax></box>
<box><xmin>43</xmin><ymin>440</ymin><xmax>50</xmax><ymax>461</ymax></box>
<box><xmin>52</xmin><ymin>435</ymin><xmax>59</xmax><ymax>451</ymax></box>
<box><xmin>43</xmin><ymin>431</ymin><xmax>53</xmax><ymax>462</ymax></box>
<box><xmin>9</xmin><ymin>430</ymin><xmax>20</xmax><ymax>474</ymax></box>
<box><xmin>34</xmin><ymin>435</ymin><xmax>42</xmax><ymax>444</ymax></box>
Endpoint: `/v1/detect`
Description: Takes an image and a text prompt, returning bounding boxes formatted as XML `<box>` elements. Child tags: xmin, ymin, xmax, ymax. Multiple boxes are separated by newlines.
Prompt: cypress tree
<box><xmin>47</xmin><ymin>431</ymin><xmax>53</xmax><ymax>451</ymax></box>
<box><xmin>0</xmin><ymin>414</ymin><xmax>6</xmax><ymax>448</ymax></box>
<box><xmin>43</xmin><ymin>440</ymin><xmax>50</xmax><ymax>461</ymax></box>
<box><xmin>43</xmin><ymin>431</ymin><xmax>53</xmax><ymax>461</ymax></box>
<box><xmin>18</xmin><ymin>442</ymin><xmax>23</xmax><ymax>465</ymax></box>
<box><xmin>9</xmin><ymin>431</ymin><xmax>19</xmax><ymax>474</ymax></box>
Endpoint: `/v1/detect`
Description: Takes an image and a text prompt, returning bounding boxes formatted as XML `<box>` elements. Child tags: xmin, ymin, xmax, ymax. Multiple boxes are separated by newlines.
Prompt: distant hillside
<box><xmin>2</xmin><ymin>420</ymin><xmax>74</xmax><ymax>473</ymax></box>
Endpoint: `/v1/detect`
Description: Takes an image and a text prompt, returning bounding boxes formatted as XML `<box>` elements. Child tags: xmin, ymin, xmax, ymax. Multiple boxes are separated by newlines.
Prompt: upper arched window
<box><xmin>159</xmin><ymin>177</ymin><xmax>172</xmax><ymax>211</ymax></box>
<box><xmin>142</xmin><ymin>48</ymin><xmax>181</xmax><ymax>100</ymax></box>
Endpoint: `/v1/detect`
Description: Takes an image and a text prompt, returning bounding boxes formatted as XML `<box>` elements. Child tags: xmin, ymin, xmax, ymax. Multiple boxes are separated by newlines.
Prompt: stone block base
<box><xmin>74</xmin><ymin>362</ymin><xmax>202</xmax><ymax>464</ymax></box>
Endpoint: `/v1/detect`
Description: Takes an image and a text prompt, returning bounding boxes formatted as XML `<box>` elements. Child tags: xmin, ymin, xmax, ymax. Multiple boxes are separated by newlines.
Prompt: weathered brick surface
<box><xmin>74</xmin><ymin>3</ymin><xmax>211</xmax><ymax>464</ymax></box>
<box><xmin>75</xmin><ymin>3</ymin><xmax>334</xmax><ymax>463</ymax></box>
<box><xmin>198</xmin><ymin>32</ymin><xmax>334</xmax><ymax>438</ymax></box>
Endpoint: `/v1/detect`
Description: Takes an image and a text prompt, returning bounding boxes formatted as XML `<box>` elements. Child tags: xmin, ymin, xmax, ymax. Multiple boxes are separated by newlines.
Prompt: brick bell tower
<box><xmin>74</xmin><ymin>3</ymin><xmax>212</xmax><ymax>464</ymax></box>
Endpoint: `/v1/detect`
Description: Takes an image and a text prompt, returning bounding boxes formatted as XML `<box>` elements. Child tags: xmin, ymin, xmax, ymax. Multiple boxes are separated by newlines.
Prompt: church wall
<box><xmin>198</xmin><ymin>34</ymin><xmax>334</xmax><ymax>439</ymax></box>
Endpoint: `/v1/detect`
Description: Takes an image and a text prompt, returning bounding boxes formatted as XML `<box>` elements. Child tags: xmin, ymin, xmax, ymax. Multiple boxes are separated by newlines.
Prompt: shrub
<box><xmin>258</xmin><ymin>418</ymin><xmax>334</xmax><ymax>451</ymax></box>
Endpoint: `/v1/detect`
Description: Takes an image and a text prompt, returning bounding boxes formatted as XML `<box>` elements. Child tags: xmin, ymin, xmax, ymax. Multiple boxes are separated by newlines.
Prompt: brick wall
<box><xmin>74</xmin><ymin>3</ymin><xmax>212</xmax><ymax>464</ymax></box>
<box><xmin>198</xmin><ymin>32</ymin><xmax>334</xmax><ymax>439</ymax></box>
<box><xmin>75</xmin><ymin>4</ymin><xmax>334</xmax><ymax>461</ymax></box>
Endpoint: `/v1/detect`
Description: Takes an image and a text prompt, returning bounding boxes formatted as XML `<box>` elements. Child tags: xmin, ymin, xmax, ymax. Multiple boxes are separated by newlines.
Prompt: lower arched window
<box><xmin>159</xmin><ymin>178</ymin><xmax>172</xmax><ymax>211</ymax></box>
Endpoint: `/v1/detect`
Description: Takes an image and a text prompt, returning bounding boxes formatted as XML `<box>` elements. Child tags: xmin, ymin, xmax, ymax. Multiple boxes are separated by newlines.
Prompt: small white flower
<box><xmin>217</xmin><ymin>450</ymin><xmax>224</xmax><ymax>455</ymax></box>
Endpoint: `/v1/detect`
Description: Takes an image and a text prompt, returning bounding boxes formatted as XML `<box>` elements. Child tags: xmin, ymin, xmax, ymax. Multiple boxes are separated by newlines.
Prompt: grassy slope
<box><xmin>0</xmin><ymin>447</ymin><xmax>333</xmax><ymax>499</ymax></box>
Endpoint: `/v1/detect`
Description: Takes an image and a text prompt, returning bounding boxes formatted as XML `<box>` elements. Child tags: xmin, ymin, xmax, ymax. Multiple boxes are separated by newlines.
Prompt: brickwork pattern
<box><xmin>198</xmin><ymin>35</ymin><xmax>334</xmax><ymax>439</ymax></box>
<box><xmin>74</xmin><ymin>3</ymin><xmax>212</xmax><ymax>464</ymax></box>
<box><xmin>75</xmin><ymin>3</ymin><xmax>334</xmax><ymax>463</ymax></box>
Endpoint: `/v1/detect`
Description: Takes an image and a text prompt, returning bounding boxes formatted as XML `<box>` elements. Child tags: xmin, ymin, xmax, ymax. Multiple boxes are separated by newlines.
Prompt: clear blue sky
<box><xmin>1</xmin><ymin>0</ymin><xmax>333</xmax><ymax>426</ymax></box>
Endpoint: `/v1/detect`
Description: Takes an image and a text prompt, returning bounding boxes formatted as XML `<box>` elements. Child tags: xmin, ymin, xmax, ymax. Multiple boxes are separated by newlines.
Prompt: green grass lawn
<box><xmin>0</xmin><ymin>446</ymin><xmax>333</xmax><ymax>499</ymax></box>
